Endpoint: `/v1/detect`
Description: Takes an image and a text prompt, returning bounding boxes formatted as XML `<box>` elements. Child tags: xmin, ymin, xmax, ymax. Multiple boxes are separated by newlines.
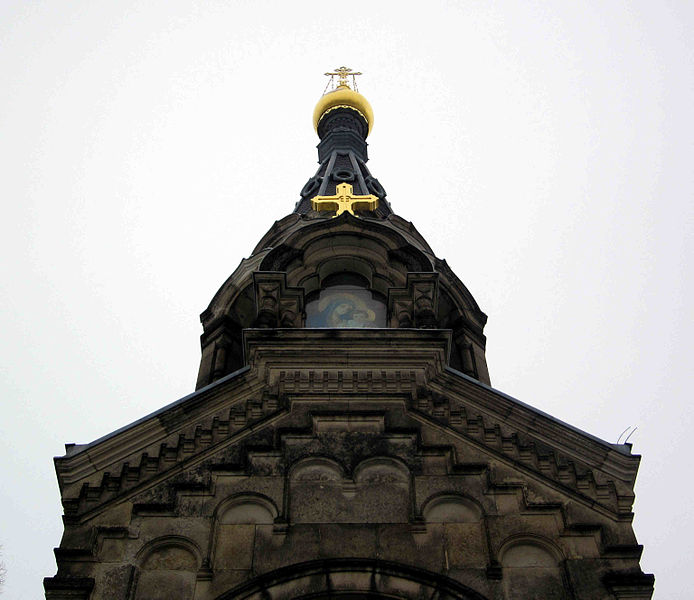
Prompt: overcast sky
<box><xmin>1</xmin><ymin>2</ymin><xmax>692</xmax><ymax>598</ymax></box>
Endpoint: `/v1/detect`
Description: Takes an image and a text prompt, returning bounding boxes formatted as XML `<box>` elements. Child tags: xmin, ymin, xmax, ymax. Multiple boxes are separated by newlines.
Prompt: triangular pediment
<box><xmin>56</xmin><ymin>329</ymin><xmax>639</xmax><ymax>525</ymax></box>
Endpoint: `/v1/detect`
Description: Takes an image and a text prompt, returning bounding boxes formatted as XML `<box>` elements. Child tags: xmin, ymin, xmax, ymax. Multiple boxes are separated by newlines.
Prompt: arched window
<box><xmin>305</xmin><ymin>273</ymin><xmax>386</xmax><ymax>328</ymax></box>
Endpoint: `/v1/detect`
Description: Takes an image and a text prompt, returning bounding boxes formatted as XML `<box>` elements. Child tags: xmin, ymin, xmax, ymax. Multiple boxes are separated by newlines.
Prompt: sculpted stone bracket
<box><xmin>253</xmin><ymin>272</ymin><xmax>305</xmax><ymax>328</ymax></box>
<box><xmin>388</xmin><ymin>272</ymin><xmax>439</xmax><ymax>329</ymax></box>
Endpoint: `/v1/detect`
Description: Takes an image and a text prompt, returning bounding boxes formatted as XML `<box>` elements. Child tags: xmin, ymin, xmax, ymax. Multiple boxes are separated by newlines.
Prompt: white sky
<box><xmin>1</xmin><ymin>2</ymin><xmax>691</xmax><ymax>598</ymax></box>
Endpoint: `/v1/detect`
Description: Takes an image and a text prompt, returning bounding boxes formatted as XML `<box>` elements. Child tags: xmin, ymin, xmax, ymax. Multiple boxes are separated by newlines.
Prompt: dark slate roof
<box><xmin>294</xmin><ymin>106</ymin><xmax>392</xmax><ymax>219</ymax></box>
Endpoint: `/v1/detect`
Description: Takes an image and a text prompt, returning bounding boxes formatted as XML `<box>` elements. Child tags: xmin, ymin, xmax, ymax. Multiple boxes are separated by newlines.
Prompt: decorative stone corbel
<box><xmin>387</xmin><ymin>273</ymin><xmax>439</xmax><ymax>329</ymax></box>
<box><xmin>253</xmin><ymin>272</ymin><xmax>305</xmax><ymax>328</ymax></box>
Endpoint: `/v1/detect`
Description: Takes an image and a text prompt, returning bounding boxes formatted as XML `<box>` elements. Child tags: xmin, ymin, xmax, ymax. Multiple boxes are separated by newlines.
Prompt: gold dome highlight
<box><xmin>313</xmin><ymin>84</ymin><xmax>374</xmax><ymax>136</ymax></box>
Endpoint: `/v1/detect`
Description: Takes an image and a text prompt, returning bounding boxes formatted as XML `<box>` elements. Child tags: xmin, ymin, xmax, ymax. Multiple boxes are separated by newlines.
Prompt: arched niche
<box><xmin>286</xmin><ymin>233</ymin><xmax>401</xmax><ymax>285</ymax></box>
<box><xmin>315</xmin><ymin>258</ymin><xmax>378</xmax><ymax>292</ymax></box>
<box><xmin>134</xmin><ymin>537</ymin><xmax>200</xmax><ymax>600</ymax></box>
<box><xmin>499</xmin><ymin>538</ymin><xmax>568</xmax><ymax>600</ymax></box>
<box><xmin>422</xmin><ymin>494</ymin><xmax>482</xmax><ymax>523</ymax></box>
<box><xmin>213</xmin><ymin>495</ymin><xmax>278</xmax><ymax>572</ymax></box>
<box><xmin>421</xmin><ymin>494</ymin><xmax>486</xmax><ymax>569</ymax></box>
<box><xmin>218</xmin><ymin>496</ymin><xmax>277</xmax><ymax>524</ymax></box>
<box><xmin>290</xmin><ymin>456</ymin><xmax>345</xmax><ymax>482</ymax></box>
<box><xmin>268</xmin><ymin>221</ymin><xmax>428</xmax><ymax>301</ymax></box>
<box><xmin>351</xmin><ymin>457</ymin><xmax>410</xmax><ymax>523</ymax></box>
<box><xmin>353</xmin><ymin>457</ymin><xmax>409</xmax><ymax>484</ymax></box>
<box><xmin>289</xmin><ymin>457</ymin><xmax>347</xmax><ymax>523</ymax></box>
<box><xmin>289</xmin><ymin>457</ymin><xmax>410</xmax><ymax>524</ymax></box>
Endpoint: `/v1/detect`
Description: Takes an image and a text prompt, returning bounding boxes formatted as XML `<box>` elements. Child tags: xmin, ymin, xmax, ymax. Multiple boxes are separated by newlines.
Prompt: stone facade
<box><xmin>45</xmin><ymin>83</ymin><xmax>653</xmax><ymax>599</ymax></box>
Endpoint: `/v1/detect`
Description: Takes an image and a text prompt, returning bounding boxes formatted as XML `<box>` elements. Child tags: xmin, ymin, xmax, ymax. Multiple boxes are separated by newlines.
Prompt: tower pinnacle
<box><xmin>297</xmin><ymin>68</ymin><xmax>389</xmax><ymax>217</ymax></box>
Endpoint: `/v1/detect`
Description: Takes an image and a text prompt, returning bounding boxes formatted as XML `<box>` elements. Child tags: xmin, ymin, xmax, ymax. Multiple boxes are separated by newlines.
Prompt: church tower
<box><xmin>45</xmin><ymin>69</ymin><xmax>654</xmax><ymax>600</ymax></box>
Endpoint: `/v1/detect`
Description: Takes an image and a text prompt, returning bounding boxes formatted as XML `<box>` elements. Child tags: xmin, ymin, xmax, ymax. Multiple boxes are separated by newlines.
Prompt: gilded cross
<box><xmin>311</xmin><ymin>183</ymin><xmax>379</xmax><ymax>217</ymax></box>
<box><xmin>324</xmin><ymin>66</ymin><xmax>362</xmax><ymax>90</ymax></box>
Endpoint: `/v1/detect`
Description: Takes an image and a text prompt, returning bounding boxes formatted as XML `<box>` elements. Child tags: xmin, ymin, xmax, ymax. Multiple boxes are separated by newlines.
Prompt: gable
<box><xmin>55</xmin><ymin>329</ymin><xmax>639</xmax><ymax>528</ymax></box>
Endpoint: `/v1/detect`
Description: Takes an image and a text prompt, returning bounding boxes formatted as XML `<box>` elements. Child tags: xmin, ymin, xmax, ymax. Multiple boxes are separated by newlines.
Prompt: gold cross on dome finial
<box><xmin>324</xmin><ymin>66</ymin><xmax>362</xmax><ymax>90</ymax></box>
<box><xmin>311</xmin><ymin>182</ymin><xmax>379</xmax><ymax>217</ymax></box>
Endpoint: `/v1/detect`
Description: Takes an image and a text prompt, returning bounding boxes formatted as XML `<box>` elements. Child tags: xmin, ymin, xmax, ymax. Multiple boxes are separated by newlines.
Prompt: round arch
<box><xmin>214</xmin><ymin>558</ymin><xmax>490</xmax><ymax>600</ymax></box>
<box><xmin>212</xmin><ymin>492</ymin><xmax>279</xmax><ymax>524</ymax></box>
<box><xmin>421</xmin><ymin>492</ymin><xmax>484</xmax><ymax>523</ymax></box>
<box><xmin>497</xmin><ymin>534</ymin><xmax>565</xmax><ymax>566</ymax></box>
<box><xmin>134</xmin><ymin>535</ymin><xmax>202</xmax><ymax>568</ymax></box>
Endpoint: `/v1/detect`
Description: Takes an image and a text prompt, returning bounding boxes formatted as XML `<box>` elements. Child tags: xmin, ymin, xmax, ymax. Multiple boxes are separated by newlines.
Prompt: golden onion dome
<box><xmin>313</xmin><ymin>84</ymin><xmax>374</xmax><ymax>136</ymax></box>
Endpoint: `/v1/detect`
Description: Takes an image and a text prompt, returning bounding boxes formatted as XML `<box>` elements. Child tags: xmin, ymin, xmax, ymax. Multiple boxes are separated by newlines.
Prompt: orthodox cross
<box><xmin>324</xmin><ymin>66</ymin><xmax>362</xmax><ymax>91</ymax></box>
<box><xmin>311</xmin><ymin>182</ymin><xmax>378</xmax><ymax>217</ymax></box>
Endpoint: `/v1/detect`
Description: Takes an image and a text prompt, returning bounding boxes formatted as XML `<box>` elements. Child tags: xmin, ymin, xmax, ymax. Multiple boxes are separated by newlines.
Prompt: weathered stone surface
<box><xmin>45</xmin><ymin>124</ymin><xmax>652</xmax><ymax>599</ymax></box>
<box><xmin>46</xmin><ymin>330</ymin><xmax>652</xmax><ymax>598</ymax></box>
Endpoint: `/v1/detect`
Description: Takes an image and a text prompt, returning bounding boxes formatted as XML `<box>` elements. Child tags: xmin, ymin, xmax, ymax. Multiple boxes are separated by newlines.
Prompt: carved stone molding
<box><xmin>253</xmin><ymin>272</ymin><xmax>305</xmax><ymax>328</ymax></box>
<box><xmin>388</xmin><ymin>272</ymin><xmax>439</xmax><ymax>329</ymax></box>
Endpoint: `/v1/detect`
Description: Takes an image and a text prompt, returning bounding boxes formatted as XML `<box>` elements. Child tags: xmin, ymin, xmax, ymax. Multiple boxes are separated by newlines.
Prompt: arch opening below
<box><xmin>214</xmin><ymin>558</ymin><xmax>490</xmax><ymax>600</ymax></box>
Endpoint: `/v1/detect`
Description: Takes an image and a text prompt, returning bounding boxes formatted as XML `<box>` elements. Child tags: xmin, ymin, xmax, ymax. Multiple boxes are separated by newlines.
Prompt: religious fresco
<box><xmin>305</xmin><ymin>285</ymin><xmax>386</xmax><ymax>328</ymax></box>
